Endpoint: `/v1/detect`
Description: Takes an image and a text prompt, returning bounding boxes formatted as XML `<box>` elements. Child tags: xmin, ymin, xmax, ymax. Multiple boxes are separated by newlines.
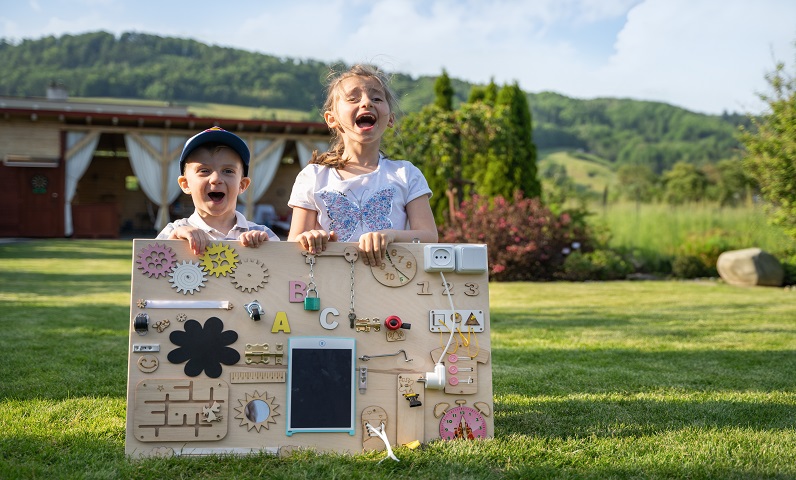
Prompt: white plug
<box><xmin>422</xmin><ymin>363</ymin><xmax>447</xmax><ymax>390</ymax></box>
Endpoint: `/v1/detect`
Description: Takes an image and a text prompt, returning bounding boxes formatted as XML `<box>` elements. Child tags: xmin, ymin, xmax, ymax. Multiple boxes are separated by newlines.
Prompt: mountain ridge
<box><xmin>0</xmin><ymin>30</ymin><xmax>747</xmax><ymax>170</ymax></box>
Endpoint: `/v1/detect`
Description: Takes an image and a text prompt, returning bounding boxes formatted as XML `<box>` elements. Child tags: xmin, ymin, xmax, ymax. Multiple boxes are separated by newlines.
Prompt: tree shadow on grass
<box><xmin>496</xmin><ymin>394</ymin><xmax>796</xmax><ymax>440</ymax></box>
<box><xmin>0</xmin><ymin>272</ymin><xmax>131</xmax><ymax>295</ymax></box>
<box><xmin>0</xmin><ymin>239</ymin><xmax>133</xmax><ymax>261</ymax></box>
<box><xmin>492</xmin><ymin>301</ymin><xmax>788</xmax><ymax>330</ymax></box>
<box><xmin>493</xmin><ymin>347</ymin><xmax>796</xmax><ymax>396</ymax></box>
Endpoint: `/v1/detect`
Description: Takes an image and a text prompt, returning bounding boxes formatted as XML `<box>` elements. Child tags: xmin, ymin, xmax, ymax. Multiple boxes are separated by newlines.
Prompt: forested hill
<box><xmin>0</xmin><ymin>31</ymin><xmax>746</xmax><ymax>171</ymax></box>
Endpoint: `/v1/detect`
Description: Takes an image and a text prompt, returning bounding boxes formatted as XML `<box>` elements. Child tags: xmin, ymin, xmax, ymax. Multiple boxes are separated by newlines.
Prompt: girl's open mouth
<box><xmin>355</xmin><ymin>113</ymin><xmax>376</xmax><ymax>128</ymax></box>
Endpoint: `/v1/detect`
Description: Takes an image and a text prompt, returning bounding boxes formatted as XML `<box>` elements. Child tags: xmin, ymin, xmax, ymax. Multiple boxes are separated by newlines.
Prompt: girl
<box><xmin>288</xmin><ymin>64</ymin><xmax>438</xmax><ymax>266</ymax></box>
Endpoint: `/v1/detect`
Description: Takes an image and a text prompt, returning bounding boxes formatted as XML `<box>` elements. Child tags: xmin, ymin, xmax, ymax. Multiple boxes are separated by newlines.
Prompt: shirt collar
<box><xmin>187</xmin><ymin>210</ymin><xmax>249</xmax><ymax>237</ymax></box>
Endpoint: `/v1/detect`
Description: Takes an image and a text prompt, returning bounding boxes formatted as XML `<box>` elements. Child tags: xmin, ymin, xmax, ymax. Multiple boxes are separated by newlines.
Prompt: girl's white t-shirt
<box><xmin>288</xmin><ymin>156</ymin><xmax>432</xmax><ymax>242</ymax></box>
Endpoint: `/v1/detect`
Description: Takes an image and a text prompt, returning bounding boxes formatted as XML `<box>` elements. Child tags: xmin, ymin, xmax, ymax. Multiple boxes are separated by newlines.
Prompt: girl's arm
<box><xmin>394</xmin><ymin>194</ymin><xmax>438</xmax><ymax>243</ymax></box>
<box><xmin>288</xmin><ymin>206</ymin><xmax>336</xmax><ymax>254</ymax></box>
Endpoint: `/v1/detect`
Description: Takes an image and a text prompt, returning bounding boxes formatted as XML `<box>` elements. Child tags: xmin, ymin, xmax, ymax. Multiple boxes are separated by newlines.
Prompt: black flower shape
<box><xmin>167</xmin><ymin>317</ymin><xmax>240</xmax><ymax>378</ymax></box>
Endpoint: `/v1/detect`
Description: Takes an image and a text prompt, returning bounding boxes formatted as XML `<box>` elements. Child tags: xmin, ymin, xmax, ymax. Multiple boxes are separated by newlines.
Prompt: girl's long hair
<box><xmin>311</xmin><ymin>64</ymin><xmax>398</xmax><ymax>168</ymax></box>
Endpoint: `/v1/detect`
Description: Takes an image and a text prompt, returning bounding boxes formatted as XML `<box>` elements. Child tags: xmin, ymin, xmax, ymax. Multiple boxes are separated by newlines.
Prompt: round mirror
<box><xmin>244</xmin><ymin>399</ymin><xmax>271</xmax><ymax>423</ymax></box>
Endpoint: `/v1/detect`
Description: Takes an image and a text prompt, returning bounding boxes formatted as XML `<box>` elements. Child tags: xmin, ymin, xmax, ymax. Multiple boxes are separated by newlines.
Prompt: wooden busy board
<box><xmin>125</xmin><ymin>239</ymin><xmax>493</xmax><ymax>457</ymax></box>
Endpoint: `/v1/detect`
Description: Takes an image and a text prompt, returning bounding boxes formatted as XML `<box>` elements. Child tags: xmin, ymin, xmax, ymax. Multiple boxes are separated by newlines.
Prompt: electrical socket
<box><xmin>423</xmin><ymin>244</ymin><xmax>456</xmax><ymax>272</ymax></box>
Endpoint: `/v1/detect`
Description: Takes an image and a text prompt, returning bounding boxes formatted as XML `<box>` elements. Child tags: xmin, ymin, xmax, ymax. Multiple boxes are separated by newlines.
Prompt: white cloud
<box><xmin>1</xmin><ymin>0</ymin><xmax>794</xmax><ymax>114</ymax></box>
<box><xmin>594</xmin><ymin>0</ymin><xmax>796</xmax><ymax>113</ymax></box>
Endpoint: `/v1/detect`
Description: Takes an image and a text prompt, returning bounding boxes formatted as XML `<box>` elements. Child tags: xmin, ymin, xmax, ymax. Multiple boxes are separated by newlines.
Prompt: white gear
<box><xmin>169</xmin><ymin>261</ymin><xmax>207</xmax><ymax>295</ymax></box>
<box><xmin>230</xmin><ymin>259</ymin><xmax>269</xmax><ymax>292</ymax></box>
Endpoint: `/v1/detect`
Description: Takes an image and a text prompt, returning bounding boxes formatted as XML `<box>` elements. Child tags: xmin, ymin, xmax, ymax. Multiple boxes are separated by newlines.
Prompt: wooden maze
<box><xmin>126</xmin><ymin>240</ymin><xmax>493</xmax><ymax>457</ymax></box>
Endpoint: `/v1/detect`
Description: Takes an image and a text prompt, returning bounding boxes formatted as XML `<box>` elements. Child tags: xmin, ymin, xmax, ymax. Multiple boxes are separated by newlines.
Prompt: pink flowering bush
<box><xmin>440</xmin><ymin>191</ymin><xmax>592</xmax><ymax>281</ymax></box>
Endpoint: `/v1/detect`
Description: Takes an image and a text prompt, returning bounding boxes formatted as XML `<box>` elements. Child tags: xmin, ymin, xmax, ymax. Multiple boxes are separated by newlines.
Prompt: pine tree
<box><xmin>495</xmin><ymin>82</ymin><xmax>541</xmax><ymax>198</ymax></box>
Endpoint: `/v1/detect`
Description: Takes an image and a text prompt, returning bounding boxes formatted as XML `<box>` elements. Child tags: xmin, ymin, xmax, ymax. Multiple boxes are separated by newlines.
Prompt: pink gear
<box><xmin>137</xmin><ymin>243</ymin><xmax>177</xmax><ymax>278</ymax></box>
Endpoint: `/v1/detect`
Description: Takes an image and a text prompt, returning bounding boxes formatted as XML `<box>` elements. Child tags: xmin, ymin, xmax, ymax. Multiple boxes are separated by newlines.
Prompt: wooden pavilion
<box><xmin>0</xmin><ymin>91</ymin><xmax>330</xmax><ymax>238</ymax></box>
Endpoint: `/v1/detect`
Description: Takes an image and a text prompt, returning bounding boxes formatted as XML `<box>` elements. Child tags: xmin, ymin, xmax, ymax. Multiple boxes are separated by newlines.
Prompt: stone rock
<box><xmin>716</xmin><ymin>248</ymin><xmax>784</xmax><ymax>287</ymax></box>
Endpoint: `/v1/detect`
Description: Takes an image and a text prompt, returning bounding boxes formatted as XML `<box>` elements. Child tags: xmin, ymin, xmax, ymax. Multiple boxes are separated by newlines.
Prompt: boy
<box><xmin>157</xmin><ymin>127</ymin><xmax>279</xmax><ymax>255</ymax></box>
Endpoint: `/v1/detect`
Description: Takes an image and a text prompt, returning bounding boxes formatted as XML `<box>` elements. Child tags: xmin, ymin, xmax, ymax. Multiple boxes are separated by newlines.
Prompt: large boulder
<box><xmin>717</xmin><ymin>248</ymin><xmax>784</xmax><ymax>287</ymax></box>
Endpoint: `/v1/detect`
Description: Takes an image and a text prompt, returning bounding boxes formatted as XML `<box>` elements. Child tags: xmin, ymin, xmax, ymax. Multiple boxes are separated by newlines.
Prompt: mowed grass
<box><xmin>2</xmin><ymin>240</ymin><xmax>796</xmax><ymax>479</ymax></box>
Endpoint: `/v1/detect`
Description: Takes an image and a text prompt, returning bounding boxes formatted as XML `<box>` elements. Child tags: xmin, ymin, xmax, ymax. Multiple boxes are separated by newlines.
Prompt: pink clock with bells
<box><xmin>436</xmin><ymin>400</ymin><xmax>489</xmax><ymax>440</ymax></box>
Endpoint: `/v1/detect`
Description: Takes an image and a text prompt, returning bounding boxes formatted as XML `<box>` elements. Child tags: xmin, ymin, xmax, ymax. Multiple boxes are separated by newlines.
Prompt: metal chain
<box><xmin>348</xmin><ymin>259</ymin><xmax>356</xmax><ymax>315</ymax></box>
<box><xmin>307</xmin><ymin>256</ymin><xmax>317</xmax><ymax>291</ymax></box>
<box><xmin>347</xmin><ymin>259</ymin><xmax>357</xmax><ymax>329</ymax></box>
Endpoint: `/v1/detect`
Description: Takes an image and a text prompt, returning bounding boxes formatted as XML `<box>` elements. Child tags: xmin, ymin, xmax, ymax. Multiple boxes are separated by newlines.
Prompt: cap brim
<box><xmin>179</xmin><ymin>129</ymin><xmax>250</xmax><ymax>176</ymax></box>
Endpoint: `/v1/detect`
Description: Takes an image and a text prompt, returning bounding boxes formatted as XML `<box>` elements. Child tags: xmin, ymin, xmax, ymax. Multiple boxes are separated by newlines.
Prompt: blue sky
<box><xmin>1</xmin><ymin>0</ymin><xmax>795</xmax><ymax>114</ymax></box>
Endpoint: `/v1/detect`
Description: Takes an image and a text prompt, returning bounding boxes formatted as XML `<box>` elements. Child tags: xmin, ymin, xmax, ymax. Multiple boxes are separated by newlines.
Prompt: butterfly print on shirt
<box><xmin>319</xmin><ymin>187</ymin><xmax>394</xmax><ymax>241</ymax></box>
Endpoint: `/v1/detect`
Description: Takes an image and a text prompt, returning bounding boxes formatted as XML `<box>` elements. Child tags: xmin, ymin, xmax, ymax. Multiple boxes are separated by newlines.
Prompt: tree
<box><xmin>662</xmin><ymin>162</ymin><xmax>707</xmax><ymax>204</ymax></box>
<box><xmin>617</xmin><ymin>164</ymin><xmax>658</xmax><ymax>204</ymax></box>
<box><xmin>468</xmin><ymin>78</ymin><xmax>498</xmax><ymax>105</ymax></box>
<box><xmin>495</xmin><ymin>82</ymin><xmax>541</xmax><ymax>199</ymax></box>
<box><xmin>704</xmin><ymin>159</ymin><xmax>750</xmax><ymax>207</ymax></box>
<box><xmin>385</xmin><ymin>80</ymin><xmax>542</xmax><ymax>224</ymax></box>
<box><xmin>740</xmin><ymin>55</ymin><xmax>796</xmax><ymax>236</ymax></box>
<box><xmin>387</xmin><ymin>104</ymin><xmax>460</xmax><ymax>223</ymax></box>
<box><xmin>434</xmin><ymin>69</ymin><xmax>454</xmax><ymax>111</ymax></box>
<box><xmin>540</xmin><ymin>162</ymin><xmax>578</xmax><ymax>207</ymax></box>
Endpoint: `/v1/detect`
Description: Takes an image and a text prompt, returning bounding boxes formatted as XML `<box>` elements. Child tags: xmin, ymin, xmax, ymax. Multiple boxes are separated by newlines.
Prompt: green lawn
<box><xmin>1</xmin><ymin>240</ymin><xmax>795</xmax><ymax>479</ymax></box>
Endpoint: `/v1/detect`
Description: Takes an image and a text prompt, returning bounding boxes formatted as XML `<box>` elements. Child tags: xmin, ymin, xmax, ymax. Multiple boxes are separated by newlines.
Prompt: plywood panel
<box><xmin>126</xmin><ymin>240</ymin><xmax>493</xmax><ymax>457</ymax></box>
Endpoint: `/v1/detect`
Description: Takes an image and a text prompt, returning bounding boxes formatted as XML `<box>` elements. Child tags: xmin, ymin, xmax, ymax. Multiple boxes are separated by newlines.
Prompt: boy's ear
<box><xmin>239</xmin><ymin>176</ymin><xmax>251</xmax><ymax>193</ymax></box>
<box><xmin>178</xmin><ymin>175</ymin><xmax>190</xmax><ymax>193</ymax></box>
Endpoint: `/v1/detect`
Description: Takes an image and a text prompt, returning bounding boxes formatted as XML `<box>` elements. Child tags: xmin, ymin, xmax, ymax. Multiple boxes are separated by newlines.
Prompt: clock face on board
<box><xmin>370</xmin><ymin>245</ymin><xmax>417</xmax><ymax>287</ymax></box>
<box><xmin>438</xmin><ymin>405</ymin><xmax>488</xmax><ymax>440</ymax></box>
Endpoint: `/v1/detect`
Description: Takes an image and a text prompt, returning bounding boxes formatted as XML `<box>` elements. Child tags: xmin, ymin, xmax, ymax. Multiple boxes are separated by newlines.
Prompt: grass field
<box><xmin>75</xmin><ymin>96</ymin><xmax>316</xmax><ymax>122</ymax></box>
<box><xmin>592</xmin><ymin>201</ymin><xmax>796</xmax><ymax>274</ymax></box>
<box><xmin>2</xmin><ymin>240</ymin><xmax>796</xmax><ymax>479</ymax></box>
<box><xmin>538</xmin><ymin>149</ymin><xmax>617</xmax><ymax>196</ymax></box>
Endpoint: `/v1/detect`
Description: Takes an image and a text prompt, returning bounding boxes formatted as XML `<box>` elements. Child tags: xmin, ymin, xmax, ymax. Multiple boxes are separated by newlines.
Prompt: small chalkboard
<box><xmin>285</xmin><ymin>337</ymin><xmax>356</xmax><ymax>436</ymax></box>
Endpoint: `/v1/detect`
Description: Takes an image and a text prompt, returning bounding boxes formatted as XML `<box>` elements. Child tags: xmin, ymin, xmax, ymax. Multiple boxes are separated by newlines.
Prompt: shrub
<box><xmin>440</xmin><ymin>191</ymin><xmax>591</xmax><ymax>281</ymax></box>
<box><xmin>778</xmin><ymin>250</ymin><xmax>796</xmax><ymax>286</ymax></box>
<box><xmin>671</xmin><ymin>254</ymin><xmax>710</xmax><ymax>278</ymax></box>
<box><xmin>558</xmin><ymin>250</ymin><xmax>633</xmax><ymax>281</ymax></box>
<box><xmin>672</xmin><ymin>229</ymin><xmax>738</xmax><ymax>278</ymax></box>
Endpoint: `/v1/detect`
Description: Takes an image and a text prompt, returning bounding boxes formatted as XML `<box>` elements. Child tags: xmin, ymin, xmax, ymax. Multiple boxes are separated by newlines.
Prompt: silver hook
<box><xmin>359</xmin><ymin>349</ymin><xmax>412</xmax><ymax>362</ymax></box>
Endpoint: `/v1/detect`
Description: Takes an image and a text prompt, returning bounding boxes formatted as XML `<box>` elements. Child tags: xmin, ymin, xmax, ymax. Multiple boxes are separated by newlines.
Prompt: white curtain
<box><xmin>240</xmin><ymin>138</ymin><xmax>286</xmax><ymax>220</ymax></box>
<box><xmin>125</xmin><ymin>134</ymin><xmax>184</xmax><ymax>231</ymax></box>
<box><xmin>64</xmin><ymin>132</ymin><xmax>101</xmax><ymax>237</ymax></box>
<box><xmin>296</xmin><ymin>139</ymin><xmax>330</xmax><ymax>168</ymax></box>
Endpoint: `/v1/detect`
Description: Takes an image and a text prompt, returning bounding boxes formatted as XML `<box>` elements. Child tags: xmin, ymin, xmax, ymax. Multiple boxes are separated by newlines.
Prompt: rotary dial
<box><xmin>370</xmin><ymin>245</ymin><xmax>417</xmax><ymax>287</ymax></box>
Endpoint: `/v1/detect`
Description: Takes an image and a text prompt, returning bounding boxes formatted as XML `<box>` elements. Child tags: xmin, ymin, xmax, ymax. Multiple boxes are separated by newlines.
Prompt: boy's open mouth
<box><xmin>355</xmin><ymin>113</ymin><xmax>376</xmax><ymax>128</ymax></box>
<box><xmin>208</xmin><ymin>192</ymin><xmax>225</xmax><ymax>202</ymax></box>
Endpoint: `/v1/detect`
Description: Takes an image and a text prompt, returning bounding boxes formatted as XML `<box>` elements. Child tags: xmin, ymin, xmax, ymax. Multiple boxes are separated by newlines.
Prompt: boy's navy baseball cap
<box><xmin>179</xmin><ymin>127</ymin><xmax>250</xmax><ymax>177</ymax></box>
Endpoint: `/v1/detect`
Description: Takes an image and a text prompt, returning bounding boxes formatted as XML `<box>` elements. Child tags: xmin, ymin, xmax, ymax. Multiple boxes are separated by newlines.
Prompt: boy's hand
<box><xmin>239</xmin><ymin>230</ymin><xmax>271</xmax><ymax>248</ymax></box>
<box><xmin>296</xmin><ymin>230</ymin><xmax>337</xmax><ymax>255</ymax></box>
<box><xmin>169</xmin><ymin>226</ymin><xmax>211</xmax><ymax>256</ymax></box>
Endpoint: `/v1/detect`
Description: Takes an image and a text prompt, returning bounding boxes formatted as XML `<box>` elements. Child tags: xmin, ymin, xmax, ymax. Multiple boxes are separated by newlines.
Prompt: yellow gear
<box><xmin>200</xmin><ymin>243</ymin><xmax>240</xmax><ymax>277</ymax></box>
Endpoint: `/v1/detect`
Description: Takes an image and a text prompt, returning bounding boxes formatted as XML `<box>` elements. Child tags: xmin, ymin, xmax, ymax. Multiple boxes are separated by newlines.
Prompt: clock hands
<box><xmin>385</xmin><ymin>250</ymin><xmax>409</xmax><ymax>281</ymax></box>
